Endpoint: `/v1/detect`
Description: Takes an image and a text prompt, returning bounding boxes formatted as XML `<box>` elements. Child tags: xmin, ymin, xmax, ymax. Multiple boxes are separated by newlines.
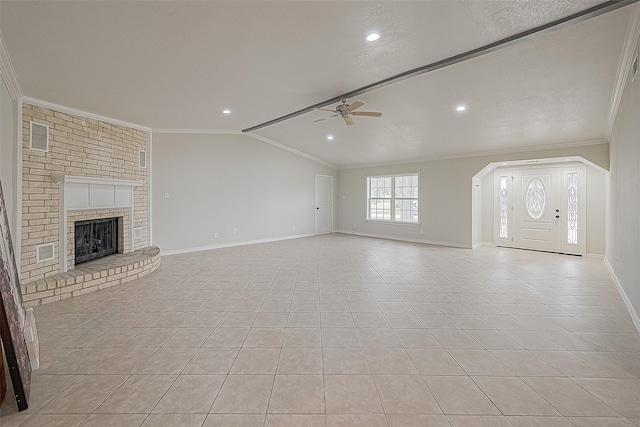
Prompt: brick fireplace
<box><xmin>52</xmin><ymin>174</ymin><xmax>142</xmax><ymax>273</ymax></box>
<box><xmin>67</xmin><ymin>210</ymin><xmax>128</xmax><ymax>268</ymax></box>
<box><xmin>20</xmin><ymin>102</ymin><xmax>150</xmax><ymax>283</ymax></box>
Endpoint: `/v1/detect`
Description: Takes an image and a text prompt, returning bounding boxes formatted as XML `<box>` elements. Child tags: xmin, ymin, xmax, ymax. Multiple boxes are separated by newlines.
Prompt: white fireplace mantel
<box><xmin>53</xmin><ymin>175</ymin><xmax>143</xmax><ymax>272</ymax></box>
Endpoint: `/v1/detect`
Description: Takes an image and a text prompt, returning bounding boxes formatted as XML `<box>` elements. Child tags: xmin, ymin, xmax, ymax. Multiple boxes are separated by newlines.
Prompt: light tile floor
<box><xmin>2</xmin><ymin>234</ymin><xmax>640</xmax><ymax>426</ymax></box>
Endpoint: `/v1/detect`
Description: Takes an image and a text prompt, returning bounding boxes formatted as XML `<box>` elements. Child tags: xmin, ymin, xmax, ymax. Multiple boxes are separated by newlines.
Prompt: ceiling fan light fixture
<box><xmin>366</xmin><ymin>33</ymin><xmax>380</xmax><ymax>42</ymax></box>
<box><xmin>312</xmin><ymin>98</ymin><xmax>381</xmax><ymax>127</ymax></box>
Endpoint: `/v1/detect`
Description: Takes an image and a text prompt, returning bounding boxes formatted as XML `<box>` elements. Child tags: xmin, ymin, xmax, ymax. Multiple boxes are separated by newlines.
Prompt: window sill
<box><xmin>364</xmin><ymin>220</ymin><xmax>420</xmax><ymax>227</ymax></box>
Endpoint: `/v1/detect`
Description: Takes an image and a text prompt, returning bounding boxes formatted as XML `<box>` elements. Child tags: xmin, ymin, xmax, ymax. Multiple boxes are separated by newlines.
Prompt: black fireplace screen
<box><xmin>74</xmin><ymin>217</ymin><xmax>118</xmax><ymax>264</ymax></box>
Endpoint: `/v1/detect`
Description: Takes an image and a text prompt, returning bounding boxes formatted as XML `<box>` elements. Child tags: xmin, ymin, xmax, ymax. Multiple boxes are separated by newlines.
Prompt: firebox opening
<box><xmin>74</xmin><ymin>217</ymin><xmax>119</xmax><ymax>265</ymax></box>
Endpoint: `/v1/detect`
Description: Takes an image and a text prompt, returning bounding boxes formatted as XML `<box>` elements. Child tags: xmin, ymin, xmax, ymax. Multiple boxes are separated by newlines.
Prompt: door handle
<box><xmin>555</xmin><ymin>215</ymin><xmax>560</xmax><ymax>219</ymax></box>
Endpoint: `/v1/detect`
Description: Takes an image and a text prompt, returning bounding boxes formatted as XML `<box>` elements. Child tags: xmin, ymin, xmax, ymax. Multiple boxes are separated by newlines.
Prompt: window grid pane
<box><xmin>368</xmin><ymin>174</ymin><xmax>418</xmax><ymax>223</ymax></box>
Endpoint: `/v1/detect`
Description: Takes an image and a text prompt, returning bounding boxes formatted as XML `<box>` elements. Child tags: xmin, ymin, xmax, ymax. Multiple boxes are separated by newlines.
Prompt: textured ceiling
<box><xmin>0</xmin><ymin>1</ymin><xmax>632</xmax><ymax>168</ymax></box>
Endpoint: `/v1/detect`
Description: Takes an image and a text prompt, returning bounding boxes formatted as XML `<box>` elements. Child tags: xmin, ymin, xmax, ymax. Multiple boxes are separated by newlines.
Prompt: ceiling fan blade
<box><xmin>351</xmin><ymin>111</ymin><xmax>382</xmax><ymax>117</ymax></box>
<box><xmin>346</xmin><ymin>101</ymin><xmax>364</xmax><ymax>112</ymax></box>
<box><xmin>313</xmin><ymin>114</ymin><xmax>338</xmax><ymax>123</ymax></box>
<box><xmin>313</xmin><ymin>107</ymin><xmax>337</xmax><ymax>113</ymax></box>
<box><xmin>343</xmin><ymin>115</ymin><xmax>355</xmax><ymax>126</ymax></box>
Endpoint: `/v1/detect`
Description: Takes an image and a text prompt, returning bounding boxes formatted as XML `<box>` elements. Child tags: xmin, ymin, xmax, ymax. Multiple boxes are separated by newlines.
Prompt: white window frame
<box><xmin>366</xmin><ymin>173</ymin><xmax>420</xmax><ymax>225</ymax></box>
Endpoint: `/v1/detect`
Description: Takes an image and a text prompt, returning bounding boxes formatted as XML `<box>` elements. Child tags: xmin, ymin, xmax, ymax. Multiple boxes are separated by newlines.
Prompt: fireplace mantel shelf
<box><xmin>52</xmin><ymin>174</ymin><xmax>143</xmax><ymax>187</ymax></box>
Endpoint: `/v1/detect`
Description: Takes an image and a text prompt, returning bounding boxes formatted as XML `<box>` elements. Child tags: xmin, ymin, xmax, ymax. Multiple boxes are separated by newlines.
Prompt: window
<box><xmin>499</xmin><ymin>176</ymin><xmax>509</xmax><ymax>238</ymax></box>
<box><xmin>367</xmin><ymin>174</ymin><xmax>419</xmax><ymax>223</ymax></box>
<box><xmin>567</xmin><ymin>172</ymin><xmax>578</xmax><ymax>244</ymax></box>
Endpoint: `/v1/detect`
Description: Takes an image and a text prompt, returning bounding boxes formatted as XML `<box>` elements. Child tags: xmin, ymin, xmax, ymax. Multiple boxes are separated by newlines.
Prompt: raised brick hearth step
<box><xmin>21</xmin><ymin>246</ymin><xmax>161</xmax><ymax>306</ymax></box>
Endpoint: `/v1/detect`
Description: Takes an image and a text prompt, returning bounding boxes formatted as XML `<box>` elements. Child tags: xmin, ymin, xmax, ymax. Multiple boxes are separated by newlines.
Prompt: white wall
<box><xmin>0</xmin><ymin>75</ymin><xmax>16</xmax><ymax>245</ymax></box>
<box><xmin>481</xmin><ymin>172</ymin><xmax>494</xmax><ymax>244</ymax></box>
<box><xmin>480</xmin><ymin>163</ymin><xmax>606</xmax><ymax>255</ymax></box>
<box><xmin>152</xmin><ymin>133</ymin><xmax>336</xmax><ymax>253</ymax></box>
<box><xmin>337</xmin><ymin>143</ymin><xmax>609</xmax><ymax>248</ymax></box>
<box><xmin>586</xmin><ymin>166</ymin><xmax>606</xmax><ymax>256</ymax></box>
<box><xmin>607</xmin><ymin>25</ymin><xmax>640</xmax><ymax>328</ymax></box>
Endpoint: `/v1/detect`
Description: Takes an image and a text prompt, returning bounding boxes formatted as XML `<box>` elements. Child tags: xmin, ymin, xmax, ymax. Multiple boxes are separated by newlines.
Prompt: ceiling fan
<box><xmin>313</xmin><ymin>97</ymin><xmax>382</xmax><ymax>126</ymax></box>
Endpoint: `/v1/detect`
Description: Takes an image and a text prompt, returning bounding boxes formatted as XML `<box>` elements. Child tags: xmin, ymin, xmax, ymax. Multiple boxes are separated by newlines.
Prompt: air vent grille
<box><xmin>36</xmin><ymin>243</ymin><xmax>55</xmax><ymax>263</ymax></box>
<box><xmin>139</xmin><ymin>150</ymin><xmax>147</xmax><ymax>168</ymax></box>
<box><xmin>134</xmin><ymin>227</ymin><xmax>143</xmax><ymax>240</ymax></box>
<box><xmin>30</xmin><ymin>122</ymin><xmax>49</xmax><ymax>152</ymax></box>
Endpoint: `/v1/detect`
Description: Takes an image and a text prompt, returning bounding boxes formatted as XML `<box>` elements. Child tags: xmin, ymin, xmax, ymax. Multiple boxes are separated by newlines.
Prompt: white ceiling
<box><xmin>0</xmin><ymin>1</ymin><xmax>632</xmax><ymax>168</ymax></box>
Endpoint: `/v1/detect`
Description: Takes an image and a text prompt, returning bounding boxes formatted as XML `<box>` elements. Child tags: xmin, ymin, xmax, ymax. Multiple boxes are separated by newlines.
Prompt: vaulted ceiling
<box><xmin>1</xmin><ymin>1</ymin><xmax>634</xmax><ymax>168</ymax></box>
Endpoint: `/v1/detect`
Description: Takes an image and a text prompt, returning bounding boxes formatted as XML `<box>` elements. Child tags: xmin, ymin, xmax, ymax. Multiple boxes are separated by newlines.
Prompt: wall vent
<box><xmin>139</xmin><ymin>150</ymin><xmax>147</xmax><ymax>168</ymax></box>
<box><xmin>632</xmin><ymin>52</ymin><xmax>639</xmax><ymax>82</ymax></box>
<box><xmin>134</xmin><ymin>227</ymin><xmax>143</xmax><ymax>240</ymax></box>
<box><xmin>36</xmin><ymin>243</ymin><xmax>55</xmax><ymax>263</ymax></box>
<box><xmin>30</xmin><ymin>122</ymin><xmax>49</xmax><ymax>152</ymax></box>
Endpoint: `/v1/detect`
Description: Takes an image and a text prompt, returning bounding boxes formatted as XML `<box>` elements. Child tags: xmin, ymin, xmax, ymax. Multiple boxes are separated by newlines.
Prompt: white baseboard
<box><xmin>335</xmin><ymin>230</ymin><xmax>471</xmax><ymax>249</ymax></box>
<box><xmin>604</xmin><ymin>256</ymin><xmax>640</xmax><ymax>334</ymax></box>
<box><xmin>476</xmin><ymin>242</ymin><xmax>495</xmax><ymax>248</ymax></box>
<box><xmin>586</xmin><ymin>253</ymin><xmax>605</xmax><ymax>259</ymax></box>
<box><xmin>160</xmin><ymin>233</ymin><xmax>316</xmax><ymax>256</ymax></box>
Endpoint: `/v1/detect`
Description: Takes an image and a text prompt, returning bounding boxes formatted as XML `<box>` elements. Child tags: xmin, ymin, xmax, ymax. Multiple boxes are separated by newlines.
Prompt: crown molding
<box><xmin>0</xmin><ymin>29</ymin><xmax>22</xmax><ymax>100</ymax></box>
<box><xmin>21</xmin><ymin>97</ymin><xmax>151</xmax><ymax>132</ymax></box>
<box><xmin>244</xmin><ymin>132</ymin><xmax>337</xmax><ymax>169</ymax></box>
<box><xmin>474</xmin><ymin>155</ymin><xmax>609</xmax><ymax>181</ymax></box>
<box><xmin>607</xmin><ymin>3</ymin><xmax>640</xmax><ymax>139</ymax></box>
<box><xmin>337</xmin><ymin>138</ymin><xmax>609</xmax><ymax>170</ymax></box>
<box><xmin>153</xmin><ymin>128</ymin><xmax>242</xmax><ymax>135</ymax></box>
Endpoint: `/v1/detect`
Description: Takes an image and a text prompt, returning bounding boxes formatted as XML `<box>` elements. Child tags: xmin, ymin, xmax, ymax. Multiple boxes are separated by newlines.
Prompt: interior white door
<box><xmin>315</xmin><ymin>175</ymin><xmax>333</xmax><ymax>234</ymax></box>
<box><xmin>512</xmin><ymin>167</ymin><xmax>563</xmax><ymax>252</ymax></box>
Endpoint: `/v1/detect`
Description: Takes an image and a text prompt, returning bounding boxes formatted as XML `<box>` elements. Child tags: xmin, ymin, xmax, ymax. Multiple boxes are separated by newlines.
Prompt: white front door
<box><xmin>495</xmin><ymin>164</ymin><xmax>585</xmax><ymax>255</ymax></box>
<box><xmin>315</xmin><ymin>175</ymin><xmax>333</xmax><ymax>234</ymax></box>
<box><xmin>513</xmin><ymin>167</ymin><xmax>563</xmax><ymax>252</ymax></box>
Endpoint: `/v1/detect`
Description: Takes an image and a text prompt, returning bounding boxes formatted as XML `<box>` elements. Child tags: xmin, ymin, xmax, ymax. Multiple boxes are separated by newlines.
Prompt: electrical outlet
<box><xmin>164</xmin><ymin>192</ymin><xmax>169</xmax><ymax>199</ymax></box>
<box><xmin>353</xmin><ymin>223</ymin><xmax>357</xmax><ymax>228</ymax></box>
<box><xmin>214</xmin><ymin>233</ymin><xmax>218</xmax><ymax>239</ymax></box>
<box><xmin>292</xmin><ymin>225</ymin><xmax>296</xmax><ymax>231</ymax></box>
<box><xmin>233</xmin><ymin>228</ymin><xmax>237</xmax><ymax>234</ymax></box>
<box><xmin>419</xmin><ymin>228</ymin><xmax>424</xmax><ymax>235</ymax></box>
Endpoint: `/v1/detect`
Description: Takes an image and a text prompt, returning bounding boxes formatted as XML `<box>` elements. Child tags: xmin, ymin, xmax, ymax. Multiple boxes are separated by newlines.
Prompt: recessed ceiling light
<box><xmin>456</xmin><ymin>105</ymin><xmax>466</xmax><ymax>112</ymax></box>
<box><xmin>366</xmin><ymin>33</ymin><xmax>380</xmax><ymax>42</ymax></box>
<box><xmin>222</xmin><ymin>109</ymin><xmax>231</xmax><ymax>114</ymax></box>
<box><xmin>327</xmin><ymin>135</ymin><xmax>334</xmax><ymax>141</ymax></box>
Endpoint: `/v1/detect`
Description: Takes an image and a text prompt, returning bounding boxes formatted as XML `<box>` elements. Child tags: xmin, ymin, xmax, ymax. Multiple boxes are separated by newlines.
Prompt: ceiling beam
<box><xmin>243</xmin><ymin>0</ymin><xmax>639</xmax><ymax>133</ymax></box>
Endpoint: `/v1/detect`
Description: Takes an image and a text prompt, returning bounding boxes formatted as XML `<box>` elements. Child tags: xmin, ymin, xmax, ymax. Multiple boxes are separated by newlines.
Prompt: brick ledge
<box><xmin>21</xmin><ymin>246</ymin><xmax>161</xmax><ymax>307</ymax></box>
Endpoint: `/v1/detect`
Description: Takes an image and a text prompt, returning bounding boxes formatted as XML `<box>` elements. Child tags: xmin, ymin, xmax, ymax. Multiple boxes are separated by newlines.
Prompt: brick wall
<box><xmin>21</xmin><ymin>103</ymin><xmax>149</xmax><ymax>283</ymax></box>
